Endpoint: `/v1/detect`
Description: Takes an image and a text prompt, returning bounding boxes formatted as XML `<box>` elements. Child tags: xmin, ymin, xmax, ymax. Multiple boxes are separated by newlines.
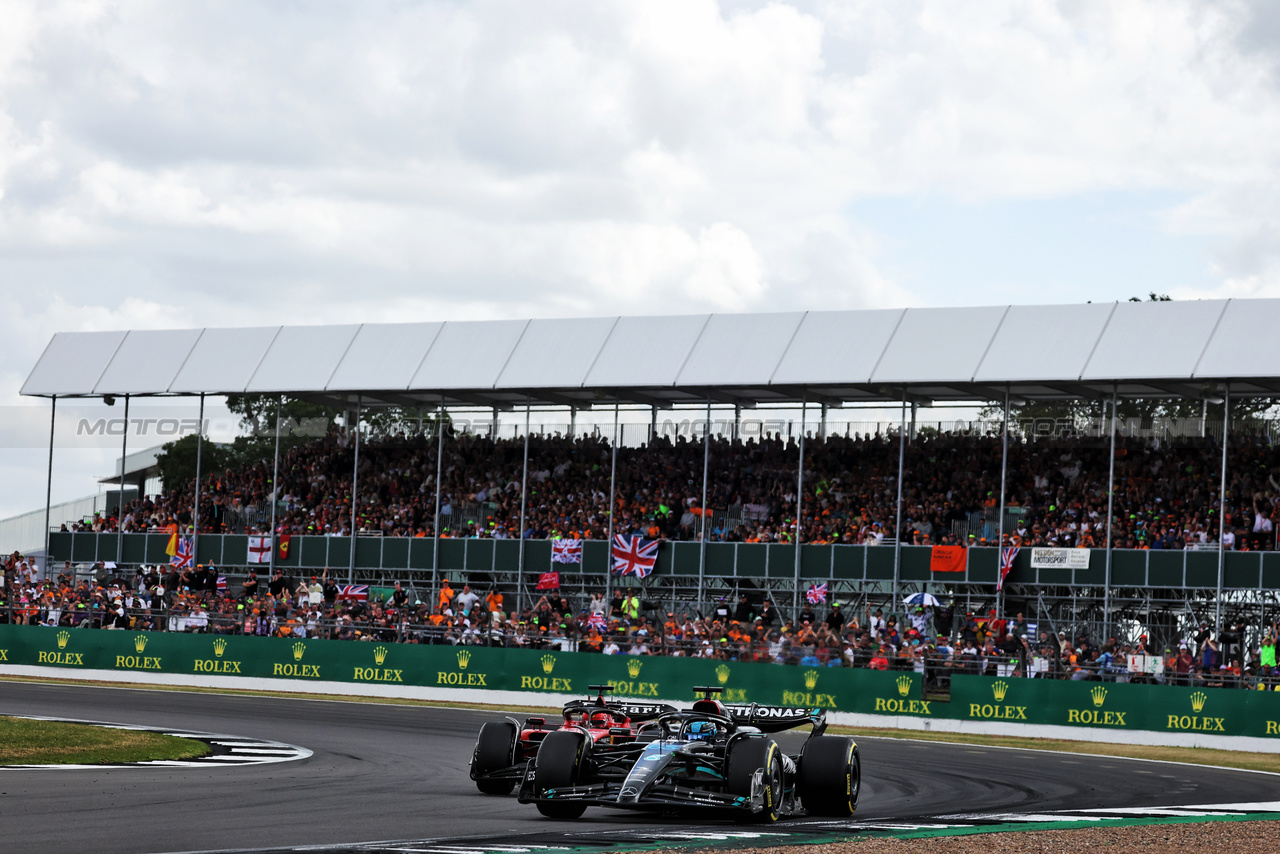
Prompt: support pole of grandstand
<box><xmin>348</xmin><ymin>395</ymin><xmax>360</xmax><ymax>585</ymax></box>
<box><xmin>698</xmin><ymin>395</ymin><xmax>711</xmax><ymax>616</ymax></box>
<box><xmin>892</xmin><ymin>390</ymin><xmax>905</xmax><ymax>613</ymax></box>
<box><xmin>606</xmin><ymin>401</ymin><xmax>619</xmax><ymax>607</ymax></box>
<box><xmin>192</xmin><ymin>393</ymin><xmax>204</xmax><ymax>563</ymax></box>
<box><xmin>1217</xmin><ymin>383</ymin><xmax>1230</xmax><ymax>635</ymax></box>
<box><xmin>117</xmin><ymin>393</ymin><xmax>129</xmax><ymax>567</ymax></box>
<box><xmin>1103</xmin><ymin>388</ymin><xmax>1118</xmax><ymax>640</ymax></box>
<box><xmin>43</xmin><ymin>395</ymin><xmax>55</xmax><ymax>576</ymax></box>
<box><xmin>793</xmin><ymin>393</ymin><xmax>806</xmax><ymax>620</ymax></box>
<box><xmin>517</xmin><ymin>398</ymin><xmax>531</xmax><ymax>613</ymax></box>
<box><xmin>269</xmin><ymin>396</ymin><xmax>281</xmax><ymax>577</ymax></box>
<box><xmin>432</xmin><ymin>399</ymin><xmax>444</xmax><ymax>598</ymax></box>
<box><xmin>733</xmin><ymin>404</ymin><xmax>741</xmax><ymax>441</ymax></box>
<box><xmin>996</xmin><ymin>388</ymin><xmax>1009</xmax><ymax>617</ymax></box>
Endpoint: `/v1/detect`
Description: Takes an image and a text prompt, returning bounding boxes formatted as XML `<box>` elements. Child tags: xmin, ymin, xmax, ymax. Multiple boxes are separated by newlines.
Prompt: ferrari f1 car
<box><xmin>470</xmin><ymin>684</ymin><xmax>676</xmax><ymax>794</ymax></box>
<box><xmin>516</xmin><ymin>686</ymin><xmax>860</xmax><ymax>822</ymax></box>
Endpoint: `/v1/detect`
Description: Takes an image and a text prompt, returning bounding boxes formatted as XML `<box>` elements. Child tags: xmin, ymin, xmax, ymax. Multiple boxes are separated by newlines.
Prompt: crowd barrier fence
<box><xmin>4</xmin><ymin>624</ymin><xmax>1280</xmax><ymax>741</ymax></box>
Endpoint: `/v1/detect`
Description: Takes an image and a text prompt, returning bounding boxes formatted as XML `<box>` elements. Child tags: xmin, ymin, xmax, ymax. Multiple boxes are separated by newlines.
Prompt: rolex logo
<box><xmin>992</xmin><ymin>680</ymin><xmax>1009</xmax><ymax>702</ymax></box>
<box><xmin>374</xmin><ymin>646</ymin><xmax>388</xmax><ymax>666</ymax></box>
<box><xmin>627</xmin><ymin>658</ymin><xmax>642</xmax><ymax>678</ymax></box>
<box><xmin>804</xmin><ymin>670</ymin><xmax>819</xmax><ymax>690</ymax></box>
<box><xmin>56</xmin><ymin>630</ymin><xmax>70</xmax><ymax>650</ymax></box>
<box><xmin>134</xmin><ymin>635</ymin><xmax>149</xmax><ymax>653</ymax></box>
<box><xmin>292</xmin><ymin>641</ymin><xmax>306</xmax><ymax>661</ymax></box>
<box><xmin>715</xmin><ymin>664</ymin><xmax>731</xmax><ymax>685</ymax></box>
<box><xmin>1191</xmin><ymin>691</ymin><xmax>1207</xmax><ymax>714</ymax></box>
<box><xmin>896</xmin><ymin>675</ymin><xmax>912</xmax><ymax>697</ymax></box>
<box><xmin>541</xmin><ymin>654</ymin><xmax>556</xmax><ymax>674</ymax></box>
<box><xmin>213</xmin><ymin>638</ymin><xmax>227</xmax><ymax>657</ymax></box>
<box><xmin>1091</xmin><ymin>686</ymin><xmax>1107</xmax><ymax>707</ymax></box>
<box><xmin>457</xmin><ymin>649</ymin><xmax>472</xmax><ymax>669</ymax></box>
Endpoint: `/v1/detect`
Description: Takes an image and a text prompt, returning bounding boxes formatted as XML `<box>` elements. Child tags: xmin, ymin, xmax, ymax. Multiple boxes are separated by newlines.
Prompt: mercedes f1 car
<box><xmin>470</xmin><ymin>684</ymin><xmax>676</xmax><ymax>794</ymax></box>
<box><xmin>516</xmin><ymin>686</ymin><xmax>860</xmax><ymax>822</ymax></box>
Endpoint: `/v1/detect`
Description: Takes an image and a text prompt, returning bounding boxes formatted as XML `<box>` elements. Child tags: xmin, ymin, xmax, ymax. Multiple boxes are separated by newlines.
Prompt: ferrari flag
<box><xmin>536</xmin><ymin>571</ymin><xmax>561</xmax><ymax>590</ymax></box>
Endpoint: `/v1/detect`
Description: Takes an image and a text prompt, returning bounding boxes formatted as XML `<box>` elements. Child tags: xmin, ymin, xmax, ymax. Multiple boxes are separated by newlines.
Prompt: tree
<box><xmin>155</xmin><ymin>434</ymin><xmax>228</xmax><ymax>493</ymax></box>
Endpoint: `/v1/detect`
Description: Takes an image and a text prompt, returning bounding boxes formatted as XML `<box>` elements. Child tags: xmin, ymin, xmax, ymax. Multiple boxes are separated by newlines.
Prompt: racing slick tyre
<box><xmin>726</xmin><ymin>737</ymin><xmax>782</xmax><ymax>823</ymax></box>
<box><xmin>472</xmin><ymin>721</ymin><xmax>519</xmax><ymax>795</ymax></box>
<box><xmin>798</xmin><ymin>735</ymin><xmax>860</xmax><ymax>816</ymax></box>
<box><xmin>532</xmin><ymin>731</ymin><xmax>589</xmax><ymax>819</ymax></box>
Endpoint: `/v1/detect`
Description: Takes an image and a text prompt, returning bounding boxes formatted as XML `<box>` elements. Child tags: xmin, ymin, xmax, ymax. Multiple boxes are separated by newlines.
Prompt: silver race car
<box><xmin>517</xmin><ymin>686</ymin><xmax>860</xmax><ymax>821</ymax></box>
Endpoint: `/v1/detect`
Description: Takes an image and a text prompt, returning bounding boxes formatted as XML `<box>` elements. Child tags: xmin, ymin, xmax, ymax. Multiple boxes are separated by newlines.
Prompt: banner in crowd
<box><xmin>535</xmin><ymin>571</ymin><xmax>560</xmax><ymax>590</ymax></box>
<box><xmin>997</xmin><ymin>546</ymin><xmax>1019</xmax><ymax>591</ymax></box>
<box><xmin>551</xmin><ymin>539</ymin><xmax>582</xmax><ymax>564</ymax></box>
<box><xmin>1030</xmin><ymin>548</ymin><xmax>1091</xmax><ymax>569</ymax></box>
<box><xmin>612</xmin><ymin>535</ymin><xmax>658</xmax><ymax>577</ymax></box>
<box><xmin>929</xmin><ymin>545</ymin><xmax>967</xmax><ymax>573</ymax></box>
<box><xmin>247</xmin><ymin>536</ymin><xmax>272</xmax><ymax>564</ymax></box>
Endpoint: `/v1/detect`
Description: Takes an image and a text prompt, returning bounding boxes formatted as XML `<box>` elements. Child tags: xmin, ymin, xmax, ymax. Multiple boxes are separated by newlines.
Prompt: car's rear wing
<box><xmin>610</xmin><ymin>702</ymin><xmax>678</xmax><ymax>721</ymax></box>
<box><xmin>562</xmin><ymin>699</ymin><xmax>678</xmax><ymax>722</ymax></box>
<box><xmin>724</xmin><ymin>703</ymin><xmax>828</xmax><ymax>735</ymax></box>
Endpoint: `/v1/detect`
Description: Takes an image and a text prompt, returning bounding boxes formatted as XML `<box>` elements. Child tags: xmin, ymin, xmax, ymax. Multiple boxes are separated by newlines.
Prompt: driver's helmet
<box><xmin>589</xmin><ymin>711</ymin><xmax>612</xmax><ymax>728</ymax></box>
<box><xmin>685</xmin><ymin>720</ymin><xmax>720</xmax><ymax>742</ymax></box>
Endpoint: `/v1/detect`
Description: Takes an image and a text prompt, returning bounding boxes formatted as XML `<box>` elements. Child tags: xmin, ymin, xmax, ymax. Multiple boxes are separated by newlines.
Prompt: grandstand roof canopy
<box><xmin>21</xmin><ymin>300</ymin><xmax>1280</xmax><ymax>409</ymax></box>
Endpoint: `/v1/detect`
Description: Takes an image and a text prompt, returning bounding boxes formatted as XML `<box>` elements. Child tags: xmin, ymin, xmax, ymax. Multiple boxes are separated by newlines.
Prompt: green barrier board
<box><xmin>3</xmin><ymin>624</ymin><xmax>1278</xmax><ymax>739</ymax></box>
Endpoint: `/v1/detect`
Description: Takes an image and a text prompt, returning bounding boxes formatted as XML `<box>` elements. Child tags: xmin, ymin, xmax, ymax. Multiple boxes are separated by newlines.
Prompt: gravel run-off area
<box><xmin>651</xmin><ymin>820</ymin><xmax>1280</xmax><ymax>854</ymax></box>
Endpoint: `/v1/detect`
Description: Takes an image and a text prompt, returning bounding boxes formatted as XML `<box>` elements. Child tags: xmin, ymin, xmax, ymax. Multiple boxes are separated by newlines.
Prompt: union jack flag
<box><xmin>807</xmin><ymin>582</ymin><xmax>828</xmax><ymax>604</ymax></box>
<box><xmin>551</xmin><ymin>538</ymin><xmax>583</xmax><ymax>564</ymax></box>
<box><xmin>611</xmin><ymin>534</ymin><xmax>659</xmax><ymax>578</ymax></box>
<box><xmin>216</xmin><ymin>575</ymin><xmax>227</xmax><ymax>592</ymax></box>
<box><xmin>585</xmin><ymin>612</ymin><xmax>607</xmax><ymax>631</ymax></box>
<box><xmin>997</xmin><ymin>546</ymin><xmax>1020</xmax><ymax>592</ymax></box>
<box><xmin>170</xmin><ymin>537</ymin><xmax>193</xmax><ymax>568</ymax></box>
<box><xmin>337</xmin><ymin>584</ymin><xmax>369</xmax><ymax>601</ymax></box>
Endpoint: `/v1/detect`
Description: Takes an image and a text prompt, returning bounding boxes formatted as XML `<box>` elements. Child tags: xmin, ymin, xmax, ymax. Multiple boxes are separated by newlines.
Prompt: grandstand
<box><xmin>17</xmin><ymin>300</ymin><xmax>1280</xmax><ymax>653</ymax></box>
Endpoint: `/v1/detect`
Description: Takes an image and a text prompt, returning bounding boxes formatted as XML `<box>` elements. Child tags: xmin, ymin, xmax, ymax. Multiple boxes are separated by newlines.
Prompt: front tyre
<box><xmin>726</xmin><ymin>737</ymin><xmax>782</xmax><ymax>823</ymax></box>
<box><xmin>798</xmin><ymin>735</ymin><xmax>860</xmax><ymax>816</ymax></box>
<box><xmin>471</xmin><ymin>721</ymin><xmax>518</xmax><ymax>795</ymax></box>
<box><xmin>532</xmin><ymin>731</ymin><xmax>589</xmax><ymax>819</ymax></box>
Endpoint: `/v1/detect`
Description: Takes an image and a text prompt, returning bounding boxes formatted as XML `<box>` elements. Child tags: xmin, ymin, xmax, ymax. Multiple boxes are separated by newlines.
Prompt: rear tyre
<box><xmin>472</xmin><ymin>721</ymin><xmax>519</xmax><ymax>795</ymax></box>
<box><xmin>725</xmin><ymin>737</ymin><xmax>782</xmax><ymax>823</ymax></box>
<box><xmin>798</xmin><ymin>735</ymin><xmax>860</xmax><ymax>816</ymax></box>
<box><xmin>533</xmin><ymin>731</ymin><xmax>589</xmax><ymax>819</ymax></box>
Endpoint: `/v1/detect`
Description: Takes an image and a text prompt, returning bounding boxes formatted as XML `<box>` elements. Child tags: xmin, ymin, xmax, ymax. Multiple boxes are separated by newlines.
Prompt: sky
<box><xmin>4</xmin><ymin>0</ymin><xmax>1280</xmax><ymax>522</ymax></box>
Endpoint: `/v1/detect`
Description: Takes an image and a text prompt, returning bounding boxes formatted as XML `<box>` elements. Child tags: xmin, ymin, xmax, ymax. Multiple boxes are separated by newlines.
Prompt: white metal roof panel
<box><xmin>975</xmin><ymin>303</ymin><xmax>1115</xmax><ymax>383</ymax></box>
<box><xmin>21</xmin><ymin>330</ymin><xmax>127</xmax><ymax>397</ymax></box>
<box><xmin>327</xmin><ymin>322</ymin><xmax>443</xmax><ymax>391</ymax></box>
<box><xmin>496</xmin><ymin>317</ymin><xmax>618</xmax><ymax>388</ymax></box>
<box><xmin>410</xmin><ymin>319</ymin><xmax>529</xmax><ymax>390</ymax></box>
<box><xmin>584</xmin><ymin>314</ymin><xmax>710</xmax><ymax>388</ymax></box>
<box><xmin>872</xmin><ymin>306</ymin><xmax>1009</xmax><ymax>384</ymax></box>
<box><xmin>169</xmin><ymin>326</ymin><xmax>281</xmax><ymax>394</ymax></box>
<box><xmin>246</xmin><ymin>325</ymin><xmax>361</xmax><ymax>392</ymax></box>
<box><xmin>1082</xmin><ymin>300</ymin><xmax>1229</xmax><ymax>381</ymax></box>
<box><xmin>1194</xmin><ymin>299</ymin><xmax>1280</xmax><ymax>379</ymax></box>
<box><xmin>677</xmin><ymin>313</ymin><xmax>805</xmax><ymax>387</ymax></box>
<box><xmin>771</xmin><ymin>309</ymin><xmax>906</xmax><ymax>386</ymax></box>
<box><xmin>93</xmin><ymin>329</ymin><xmax>203</xmax><ymax>395</ymax></box>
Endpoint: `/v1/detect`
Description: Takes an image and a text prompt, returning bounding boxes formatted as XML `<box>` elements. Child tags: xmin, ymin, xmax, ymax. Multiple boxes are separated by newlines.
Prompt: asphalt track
<box><xmin>3</xmin><ymin>680</ymin><xmax>1280</xmax><ymax>854</ymax></box>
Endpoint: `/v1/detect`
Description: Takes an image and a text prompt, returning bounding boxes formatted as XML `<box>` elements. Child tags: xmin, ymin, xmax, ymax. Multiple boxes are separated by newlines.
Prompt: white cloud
<box><xmin>9</xmin><ymin>1</ymin><xmax>1280</xmax><ymax>511</ymax></box>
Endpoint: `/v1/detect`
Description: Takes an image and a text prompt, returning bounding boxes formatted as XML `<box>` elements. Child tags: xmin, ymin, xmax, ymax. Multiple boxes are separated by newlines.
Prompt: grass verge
<box><xmin>3</xmin><ymin>673</ymin><xmax>1279</xmax><ymax>773</ymax></box>
<box><xmin>0</xmin><ymin>716</ymin><xmax>210</xmax><ymax>765</ymax></box>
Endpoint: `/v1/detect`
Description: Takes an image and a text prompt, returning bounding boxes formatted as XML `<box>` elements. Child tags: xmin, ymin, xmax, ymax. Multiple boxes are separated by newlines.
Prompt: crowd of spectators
<box><xmin>60</xmin><ymin>426</ymin><xmax>1280</xmax><ymax>553</ymax></box>
<box><xmin>4</xmin><ymin>554</ymin><xmax>1277</xmax><ymax>692</ymax></box>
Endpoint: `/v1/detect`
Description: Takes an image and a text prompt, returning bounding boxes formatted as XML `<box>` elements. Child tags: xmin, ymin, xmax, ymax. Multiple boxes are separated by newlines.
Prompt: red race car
<box><xmin>470</xmin><ymin>684</ymin><xmax>675</xmax><ymax>794</ymax></box>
